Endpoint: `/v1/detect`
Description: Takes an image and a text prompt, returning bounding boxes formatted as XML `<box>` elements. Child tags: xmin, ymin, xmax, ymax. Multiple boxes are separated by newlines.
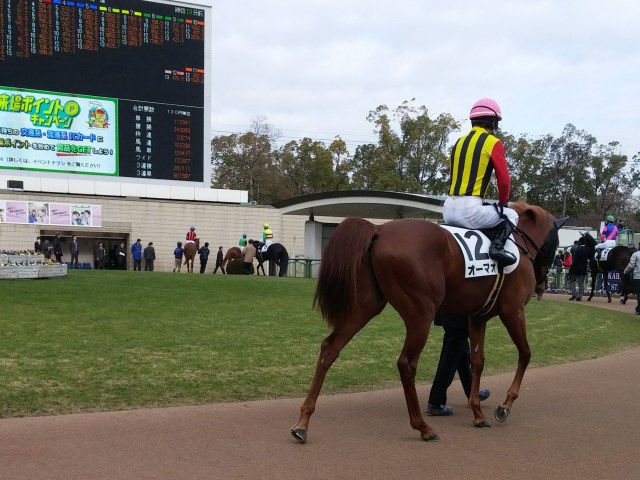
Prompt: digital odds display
<box><xmin>0</xmin><ymin>0</ymin><xmax>206</xmax><ymax>182</ymax></box>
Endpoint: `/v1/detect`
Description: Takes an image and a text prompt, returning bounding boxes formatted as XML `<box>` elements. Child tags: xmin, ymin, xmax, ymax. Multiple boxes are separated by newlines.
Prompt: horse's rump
<box><xmin>314</xmin><ymin>218</ymin><xmax>378</xmax><ymax>327</ymax></box>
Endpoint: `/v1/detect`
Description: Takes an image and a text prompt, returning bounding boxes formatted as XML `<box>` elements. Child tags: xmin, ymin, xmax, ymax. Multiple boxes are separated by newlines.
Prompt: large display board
<box><xmin>0</xmin><ymin>0</ymin><xmax>206</xmax><ymax>183</ymax></box>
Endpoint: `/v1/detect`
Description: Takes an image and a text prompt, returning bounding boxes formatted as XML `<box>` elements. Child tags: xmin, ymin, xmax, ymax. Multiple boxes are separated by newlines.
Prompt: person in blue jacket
<box><xmin>173</xmin><ymin>242</ymin><xmax>184</xmax><ymax>273</ymax></box>
<box><xmin>131</xmin><ymin>238</ymin><xmax>143</xmax><ymax>271</ymax></box>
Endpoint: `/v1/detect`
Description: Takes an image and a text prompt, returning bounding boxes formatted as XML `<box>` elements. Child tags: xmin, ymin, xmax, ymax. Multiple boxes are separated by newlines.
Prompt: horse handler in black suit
<box><xmin>426</xmin><ymin>311</ymin><xmax>491</xmax><ymax>416</ymax></box>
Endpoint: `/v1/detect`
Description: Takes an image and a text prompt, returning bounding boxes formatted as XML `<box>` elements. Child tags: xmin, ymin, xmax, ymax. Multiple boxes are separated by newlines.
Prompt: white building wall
<box><xmin>0</xmin><ymin>191</ymin><xmax>370</xmax><ymax>272</ymax></box>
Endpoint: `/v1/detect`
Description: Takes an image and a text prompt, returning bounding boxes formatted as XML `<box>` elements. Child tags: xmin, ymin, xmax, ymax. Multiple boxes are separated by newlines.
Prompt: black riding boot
<box><xmin>489</xmin><ymin>220</ymin><xmax>517</xmax><ymax>267</ymax></box>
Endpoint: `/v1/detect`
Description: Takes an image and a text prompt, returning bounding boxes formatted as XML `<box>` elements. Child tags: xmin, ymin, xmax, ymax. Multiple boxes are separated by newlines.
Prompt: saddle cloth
<box><xmin>440</xmin><ymin>225</ymin><xmax>520</xmax><ymax>278</ymax></box>
<box><xmin>594</xmin><ymin>248</ymin><xmax>613</xmax><ymax>262</ymax></box>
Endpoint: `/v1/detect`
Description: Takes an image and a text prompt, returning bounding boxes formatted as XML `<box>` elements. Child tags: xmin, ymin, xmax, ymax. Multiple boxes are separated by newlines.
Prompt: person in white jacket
<box><xmin>623</xmin><ymin>242</ymin><xmax>640</xmax><ymax>315</ymax></box>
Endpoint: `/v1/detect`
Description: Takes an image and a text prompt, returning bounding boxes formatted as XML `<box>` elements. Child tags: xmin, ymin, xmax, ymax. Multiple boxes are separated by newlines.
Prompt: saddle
<box><xmin>440</xmin><ymin>224</ymin><xmax>520</xmax><ymax>279</ymax></box>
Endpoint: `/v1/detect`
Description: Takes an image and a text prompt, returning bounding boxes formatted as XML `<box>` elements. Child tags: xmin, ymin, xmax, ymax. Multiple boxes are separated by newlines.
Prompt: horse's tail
<box><xmin>314</xmin><ymin>217</ymin><xmax>377</xmax><ymax>329</ymax></box>
<box><xmin>279</xmin><ymin>245</ymin><xmax>289</xmax><ymax>276</ymax></box>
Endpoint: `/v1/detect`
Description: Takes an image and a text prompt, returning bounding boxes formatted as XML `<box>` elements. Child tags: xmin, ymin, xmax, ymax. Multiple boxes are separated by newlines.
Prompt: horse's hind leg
<box><xmin>291</xmin><ymin>309</ymin><xmax>384</xmax><ymax>443</ymax></box>
<box><xmin>292</xmin><ymin>280</ymin><xmax>386</xmax><ymax>444</ymax></box>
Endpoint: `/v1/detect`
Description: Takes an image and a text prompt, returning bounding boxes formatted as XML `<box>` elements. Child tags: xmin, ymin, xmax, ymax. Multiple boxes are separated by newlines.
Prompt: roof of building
<box><xmin>273</xmin><ymin>191</ymin><xmax>445</xmax><ymax>219</ymax></box>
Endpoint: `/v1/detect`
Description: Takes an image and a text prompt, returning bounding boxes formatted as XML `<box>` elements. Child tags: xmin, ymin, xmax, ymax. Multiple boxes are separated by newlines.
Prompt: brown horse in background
<box><xmin>183</xmin><ymin>238</ymin><xmax>199</xmax><ymax>273</ymax></box>
<box><xmin>222</xmin><ymin>246</ymin><xmax>243</xmax><ymax>270</ymax></box>
<box><xmin>291</xmin><ymin>201</ymin><xmax>566</xmax><ymax>443</ymax></box>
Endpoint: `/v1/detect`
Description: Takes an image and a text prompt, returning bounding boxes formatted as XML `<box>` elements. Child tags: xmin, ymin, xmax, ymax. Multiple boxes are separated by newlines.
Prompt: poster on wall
<box><xmin>0</xmin><ymin>87</ymin><xmax>118</xmax><ymax>175</ymax></box>
<box><xmin>0</xmin><ymin>199</ymin><xmax>101</xmax><ymax>227</ymax></box>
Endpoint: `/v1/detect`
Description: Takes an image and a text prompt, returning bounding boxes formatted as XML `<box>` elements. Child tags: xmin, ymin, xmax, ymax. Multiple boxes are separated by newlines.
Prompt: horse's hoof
<box><xmin>607</xmin><ymin>298</ymin><xmax>612</xmax><ymax>303</ymax></box>
<box><xmin>291</xmin><ymin>427</ymin><xmax>307</xmax><ymax>444</ymax></box>
<box><xmin>494</xmin><ymin>405</ymin><xmax>510</xmax><ymax>423</ymax></box>
<box><xmin>474</xmin><ymin>419</ymin><xmax>492</xmax><ymax>428</ymax></box>
<box><xmin>421</xmin><ymin>432</ymin><xmax>440</xmax><ymax>442</ymax></box>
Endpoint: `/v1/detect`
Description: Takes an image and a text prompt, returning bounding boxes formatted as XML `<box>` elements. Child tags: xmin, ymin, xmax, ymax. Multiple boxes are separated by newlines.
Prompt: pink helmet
<box><xmin>469</xmin><ymin>98</ymin><xmax>502</xmax><ymax>120</ymax></box>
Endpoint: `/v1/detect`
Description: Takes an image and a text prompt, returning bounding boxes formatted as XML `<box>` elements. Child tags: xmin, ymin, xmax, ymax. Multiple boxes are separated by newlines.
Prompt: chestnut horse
<box><xmin>183</xmin><ymin>239</ymin><xmax>199</xmax><ymax>273</ymax></box>
<box><xmin>222</xmin><ymin>246</ymin><xmax>243</xmax><ymax>269</ymax></box>
<box><xmin>583</xmin><ymin>233</ymin><xmax>633</xmax><ymax>303</ymax></box>
<box><xmin>291</xmin><ymin>201</ymin><xmax>566</xmax><ymax>443</ymax></box>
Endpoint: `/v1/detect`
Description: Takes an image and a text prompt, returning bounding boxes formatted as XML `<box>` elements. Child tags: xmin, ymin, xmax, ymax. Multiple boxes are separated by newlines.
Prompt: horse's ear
<box><xmin>555</xmin><ymin>216</ymin><xmax>569</xmax><ymax>229</ymax></box>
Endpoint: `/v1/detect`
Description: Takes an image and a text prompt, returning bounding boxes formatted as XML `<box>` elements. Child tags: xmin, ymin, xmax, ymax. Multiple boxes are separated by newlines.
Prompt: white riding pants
<box><xmin>596</xmin><ymin>240</ymin><xmax>616</xmax><ymax>250</ymax></box>
<box><xmin>443</xmin><ymin>196</ymin><xmax>519</xmax><ymax>229</ymax></box>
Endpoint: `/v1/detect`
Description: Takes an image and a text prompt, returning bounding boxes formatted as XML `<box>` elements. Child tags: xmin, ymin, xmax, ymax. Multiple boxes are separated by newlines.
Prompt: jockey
<box><xmin>262</xmin><ymin>223</ymin><xmax>273</xmax><ymax>252</ymax></box>
<box><xmin>596</xmin><ymin>215</ymin><xmax>618</xmax><ymax>258</ymax></box>
<box><xmin>186</xmin><ymin>226</ymin><xmax>197</xmax><ymax>243</ymax></box>
<box><xmin>443</xmin><ymin>98</ymin><xmax>519</xmax><ymax>267</ymax></box>
<box><xmin>239</xmin><ymin>233</ymin><xmax>247</xmax><ymax>249</ymax></box>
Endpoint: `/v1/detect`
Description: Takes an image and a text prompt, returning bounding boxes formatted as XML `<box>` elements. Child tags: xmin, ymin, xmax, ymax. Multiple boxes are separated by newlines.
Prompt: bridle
<box><xmin>513</xmin><ymin>218</ymin><xmax>560</xmax><ymax>266</ymax></box>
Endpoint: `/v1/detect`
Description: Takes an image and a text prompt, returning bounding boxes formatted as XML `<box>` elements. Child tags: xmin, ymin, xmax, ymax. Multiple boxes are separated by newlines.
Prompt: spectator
<box><xmin>143</xmin><ymin>242</ymin><xmax>156</xmax><ymax>271</ymax></box>
<box><xmin>34</xmin><ymin>236</ymin><xmax>41</xmax><ymax>253</ymax></box>
<box><xmin>562</xmin><ymin>251</ymin><xmax>573</xmax><ymax>268</ymax></box>
<box><xmin>116</xmin><ymin>242</ymin><xmax>127</xmax><ymax>270</ymax></box>
<box><xmin>568</xmin><ymin>237</ymin><xmax>591</xmax><ymax>301</ymax></box>
<box><xmin>131</xmin><ymin>239</ymin><xmax>143</xmax><ymax>271</ymax></box>
<box><xmin>52</xmin><ymin>232</ymin><xmax>63</xmax><ymax>263</ymax></box>
<box><xmin>43</xmin><ymin>238</ymin><xmax>52</xmax><ymax>260</ymax></box>
<box><xmin>70</xmin><ymin>235</ymin><xmax>79</xmax><ymax>268</ymax></box>
<box><xmin>570</xmin><ymin>240</ymin><xmax>579</xmax><ymax>256</ymax></box>
<box><xmin>623</xmin><ymin>242</ymin><xmax>640</xmax><ymax>316</ymax></box>
<box><xmin>96</xmin><ymin>242</ymin><xmax>106</xmax><ymax>269</ymax></box>
<box><xmin>198</xmin><ymin>242</ymin><xmax>210</xmax><ymax>274</ymax></box>
<box><xmin>213</xmin><ymin>246</ymin><xmax>225</xmax><ymax>274</ymax></box>
<box><xmin>173</xmin><ymin>242</ymin><xmax>184</xmax><ymax>273</ymax></box>
<box><xmin>426</xmin><ymin>311</ymin><xmax>490</xmax><ymax>416</ymax></box>
<box><xmin>242</xmin><ymin>239</ymin><xmax>256</xmax><ymax>275</ymax></box>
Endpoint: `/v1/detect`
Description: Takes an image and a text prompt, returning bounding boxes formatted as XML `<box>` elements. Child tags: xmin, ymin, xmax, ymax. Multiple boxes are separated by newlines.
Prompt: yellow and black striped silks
<box><xmin>448</xmin><ymin>127</ymin><xmax>500</xmax><ymax>199</ymax></box>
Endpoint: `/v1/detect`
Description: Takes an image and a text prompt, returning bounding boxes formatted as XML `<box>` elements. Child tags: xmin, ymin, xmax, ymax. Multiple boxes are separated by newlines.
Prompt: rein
<box><xmin>513</xmin><ymin>224</ymin><xmax>550</xmax><ymax>263</ymax></box>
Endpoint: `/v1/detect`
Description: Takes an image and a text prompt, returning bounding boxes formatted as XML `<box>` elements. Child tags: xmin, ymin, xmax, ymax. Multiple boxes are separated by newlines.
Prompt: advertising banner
<box><xmin>0</xmin><ymin>199</ymin><xmax>101</xmax><ymax>227</ymax></box>
<box><xmin>0</xmin><ymin>87</ymin><xmax>118</xmax><ymax>175</ymax></box>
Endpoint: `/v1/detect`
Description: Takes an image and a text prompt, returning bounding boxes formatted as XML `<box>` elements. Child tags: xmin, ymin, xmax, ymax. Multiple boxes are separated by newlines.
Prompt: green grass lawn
<box><xmin>1</xmin><ymin>270</ymin><xmax>639</xmax><ymax>418</ymax></box>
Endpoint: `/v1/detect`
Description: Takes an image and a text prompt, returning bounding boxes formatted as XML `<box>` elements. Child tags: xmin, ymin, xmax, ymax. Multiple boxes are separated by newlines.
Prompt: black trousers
<box><xmin>133</xmin><ymin>259</ymin><xmax>141</xmax><ymax>271</ymax></box>
<box><xmin>428</xmin><ymin>326</ymin><xmax>472</xmax><ymax>406</ymax></box>
<box><xmin>199</xmin><ymin>260</ymin><xmax>208</xmax><ymax>274</ymax></box>
<box><xmin>144</xmin><ymin>260</ymin><xmax>154</xmax><ymax>271</ymax></box>
<box><xmin>213</xmin><ymin>263</ymin><xmax>225</xmax><ymax>274</ymax></box>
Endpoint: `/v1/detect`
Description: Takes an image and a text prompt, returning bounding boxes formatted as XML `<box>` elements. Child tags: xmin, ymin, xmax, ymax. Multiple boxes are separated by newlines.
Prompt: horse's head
<box><xmin>581</xmin><ymin>232</ymin><xmax>597</xmax><ymax>249</ymax></box>
<box><xmin>510</xmin><ymin>201</ymin><xmax>568</xmax><ymax>299</ymax></box>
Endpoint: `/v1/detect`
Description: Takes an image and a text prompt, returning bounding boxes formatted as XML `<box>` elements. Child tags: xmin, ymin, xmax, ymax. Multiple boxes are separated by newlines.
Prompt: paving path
<box><xmin>2</xmin><ymin>294</ymin><xmax>639</xmax><ymax>480</ymax></box>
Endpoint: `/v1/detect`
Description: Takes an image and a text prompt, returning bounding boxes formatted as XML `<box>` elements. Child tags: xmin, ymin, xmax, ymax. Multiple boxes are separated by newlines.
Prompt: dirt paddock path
<box><xmin>2</xmin><ymin>294</ymin><xmax>639</xmax><ymax>480</ymax></box>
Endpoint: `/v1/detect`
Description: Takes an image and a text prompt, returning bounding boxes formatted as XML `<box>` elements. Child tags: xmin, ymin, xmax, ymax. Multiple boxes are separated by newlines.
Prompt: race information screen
<box><xmin>0</xmin><ymin>0</ymin><xmax>205</xmax><ymax>182</ymax></box>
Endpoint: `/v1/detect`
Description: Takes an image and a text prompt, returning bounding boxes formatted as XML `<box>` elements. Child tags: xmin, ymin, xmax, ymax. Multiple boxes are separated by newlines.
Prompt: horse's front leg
<box><xmin>604</xmin><ymin>275</ymin><xmax>612</xmax><ymax>303</ymax></box>
<box><xmin>588</xmin><ymin>270</ymin><xmax>596</xmax><ymax>301</ymax></box>
<box><xmin>493</xmin><ymin>308</ymin><xmax>531</xmax><ymax>425</ymax></box>
<box><xmin>467</xmin><ymin>319</ymin><xmax>489</xmax><ymax>427</ymax></box>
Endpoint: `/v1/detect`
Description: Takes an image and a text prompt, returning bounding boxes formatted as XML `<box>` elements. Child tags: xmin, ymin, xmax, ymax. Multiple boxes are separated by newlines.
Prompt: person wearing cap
<box><xmin>239</xmin><ymin>233</ymin><xmax>247</xmax><ymax>249</ymax></box>
<box><xmin>595</xmin><ymin>215</ymin><xmax>619</xmax><ymax>259</ymax></box>
<box><xmin>443</xmin><ymin>98</ymin><xmax>518</xmax><ymax>267</ymax></box>
<box><xmin>131</xmin><ymin>238</ymin><xmax>143</xmax><ymax>271</ymax></box>
<box><xmin>186</xmin><ymin>226</ymin><xmax>197</xmax><ymax>243</ymax></box>
<box><xmin>262</xmin><ymin>223</ymin><xmax>273</xmax><ymax>252</ymax></box>
<box><xmin>173</xmin><ymin>241</ymin><xmax>184</xmax><ymax>273</ymax></box>
<box><xmin>143</xmin><ymin>242</ymin><xmax>156</xmax><ymax>271</ymax></box>
<box><xmin>198</xmin><ymin>241</ymin><xmax>210</xmax><ymax>274</ymax></box>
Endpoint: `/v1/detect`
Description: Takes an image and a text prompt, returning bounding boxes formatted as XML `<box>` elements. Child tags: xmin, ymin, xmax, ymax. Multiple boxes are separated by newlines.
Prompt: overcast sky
<box><xmin>210</xmin><ymin>0</ymin><xmax>640</xmax><ymax>159</ymax></box>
